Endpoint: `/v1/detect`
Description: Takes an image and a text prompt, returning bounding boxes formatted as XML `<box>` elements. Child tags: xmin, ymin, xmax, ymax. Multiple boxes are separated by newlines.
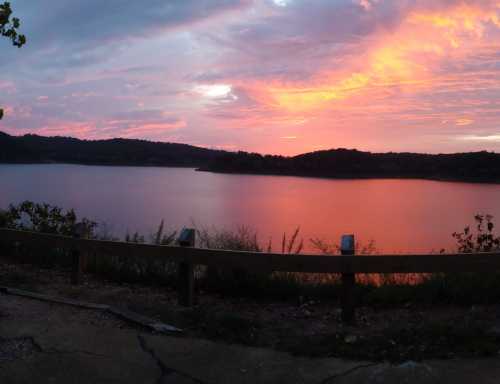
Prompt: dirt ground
<box><xmin>2</xmin><ymin>260</ymin><xmax>500</xmax><ymax>362</ymax></box>
<box><xmin>6</xmin><ymin>293</ymin><xmax>500</xmax><ymax>384</ymax></box>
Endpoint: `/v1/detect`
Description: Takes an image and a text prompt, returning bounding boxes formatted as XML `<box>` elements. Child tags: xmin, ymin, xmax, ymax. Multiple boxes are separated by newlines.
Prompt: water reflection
<box><xmin>1</xmin><ymin>164</ymin><xmax>499</xmax><ymax>253</ymax></box>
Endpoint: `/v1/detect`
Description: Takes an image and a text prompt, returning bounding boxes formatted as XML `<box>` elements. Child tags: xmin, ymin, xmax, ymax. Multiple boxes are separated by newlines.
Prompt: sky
<box><xmin>1</xmin><ymin>0</ymin><xmax>500</xmax><ymax>155</ymax></box>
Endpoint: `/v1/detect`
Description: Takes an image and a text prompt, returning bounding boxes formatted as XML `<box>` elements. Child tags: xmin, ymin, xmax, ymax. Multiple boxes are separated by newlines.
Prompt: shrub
<box><xmin>5</xmin><ymin>202</ymin><xmax>500</xmax><ymax>306</ymax></box>
<box><xmin>453</xmin><ymin>214</ymin><xmax>500</xmax><ymax>253</ymax></box>
<box><xmin>2</xmin><ymin>200</ymin><xmax>96</xmax><ymax>236</ymax></box>
<box><xmin>0</xmin><ymin>208</ymin><xmax>7</xmax><ymax>228</ymax></box>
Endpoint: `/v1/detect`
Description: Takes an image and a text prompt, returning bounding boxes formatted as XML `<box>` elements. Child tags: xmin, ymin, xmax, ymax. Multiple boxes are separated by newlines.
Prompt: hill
<box><xmin>2</xmin><ymin>131</ymin><xmax>500</xmax><ymax>182</ymax></box>
<box><xmin>0</xmin><ymin>131</ymin><xmax>225</xmax><ymax>167</ymax></box>
<box><xmin>201</xmin><ymin>148</ymin><xmax>500</xmax><ymax>182</ymax></box>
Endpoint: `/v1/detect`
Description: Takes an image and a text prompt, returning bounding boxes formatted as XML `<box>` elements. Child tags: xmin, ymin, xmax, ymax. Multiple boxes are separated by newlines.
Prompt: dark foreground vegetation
<box><xmin>3</xmin><ymin>262</ymin><xmax>500</xmax><ymax>362</ymax></box>
<box><xmin>3</xmin><ymin>131</ymin><xmax>500</xmax><ymax>182</ymax></box>
<box><xmin>1</xmin><ymin>201</ymin><xmax>500</xmax><ymax>304</ymax></box>
<box><xmin>2</xmin><ymin>201</ymin><xmax>500</xmax><ymax>361</ymax></box>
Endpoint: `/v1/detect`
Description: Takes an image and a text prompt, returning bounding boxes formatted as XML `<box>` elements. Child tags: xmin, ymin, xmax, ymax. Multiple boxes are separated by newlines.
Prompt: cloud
<box><xmin>194</xmin><ymin>1</ymin><xmax>500</xmax><ymax>140</ymax></box>
<box><xmin>194</xmin><ymin>84</ymin><xmax>235</xmax><ymax>99</ymax></box>
<box><xmin>106</xmin><ymin>109</ymin><xmax>186</xmax><ymax>138</ymax></box>
<box><xmin>2</xmin><ymin>0</ymin><xmax>252</xmax><ymax>71</ymax></box>
<box><xmin>458</xmin><ymin>134</ymin><xmax>500</xmax><ymax>142</ymax></box>
<box><xmin>3</xmin><ymin>0</ymin><xmax>500</xmax><ymax>154</ymax></box>
<box><xmin>12</xmin><ymin>1</ymin><xmax>251</xmax><ymax>47</ymax></box>
<box><xmin>456</xmin><ymin>118</ymin><xmax>474</xmax><ymax>126</ymax></box>
<box><xmin>354</xmin><ymin>0</ymin><xmax>380</xmax><ymax>12</ymax></box>
<box><xmin>253</xmin><ymin>1</ymin><xmax>500</xmax><ymax>113</ymax></box>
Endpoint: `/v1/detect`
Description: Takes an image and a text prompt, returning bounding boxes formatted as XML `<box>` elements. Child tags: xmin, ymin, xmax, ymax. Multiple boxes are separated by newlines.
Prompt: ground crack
<box><xmin>28</xmin><ymin>336</ymin><xmax>111</xmax><ymax>358</ymax></box>
<box><xmin>137</xmin><ymin>334</ymin><xmax>174</xmax><ymax>384</ymax></box>
<box><xmin>320</xmin><ymin>363</ymin><xmax>379</xmax><ymax>384</ymax></box>
<box><xmin>26</xmin><ymin>336</ymin><xmax>43</xmax><ymax>353</ymax></box>
<box><xmin>137</xmin><ymin>334</ymin><xmax>206</xmax><ymax>384</ymax></box>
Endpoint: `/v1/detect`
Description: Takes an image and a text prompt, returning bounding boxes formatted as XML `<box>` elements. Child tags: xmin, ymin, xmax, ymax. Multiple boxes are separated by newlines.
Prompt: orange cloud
<box><xmin>259</xmin><ymin>2</ymin><xmax>500</xmax><ymax>115</ymax></box>
<box><xmin>33</xmin><ymin>122</ymin><xmax>95</xmax><ymax>138</ymax></box>
<box><xmin>120</xmin><ymin>121</ymin><xmax>187</xmax><ymax>138</ymax></box>
<box><xmin>408</xmin><ymin>3</ymin><xmax>500</xmax><ymax>45</ymax></box>
<box><xmin>456</xmin><ymin>118</ymin><xmax>474</xmax><ymax>126</ymax></box>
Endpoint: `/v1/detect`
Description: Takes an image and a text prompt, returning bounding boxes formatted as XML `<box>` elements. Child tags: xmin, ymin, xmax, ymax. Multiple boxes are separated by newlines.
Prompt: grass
<box><xmin>3</xmin><ymin>201</ymin><xmax>500</xmax><ymax>307</ymax></box>
<box><xmin>4</xmin><ymin>243</ymin><xmax>500</xmax><ymax>308</ymax></box>
<box><xmin>2</xmin><ymin>257</ymin><xmax>500</xmax><ymax>361</ymax></box>
<box><xmin>5</xmin><ymin>202</ymin><xmax>500</xmax><ymax>361</ymax></box>
<box><xmin>284</xmin><ymin>322</ymin><xmax>500</xmax><ymax>361</ymax></box>
<box><xmin>181</xmin><ymin>306</ymin><xmax>263</xmax><ymax>346</ymax></box>
<box><xmin>5</xmin><ymin>228</ymin><xmax>500</xmax><ymax>307</ymax></box>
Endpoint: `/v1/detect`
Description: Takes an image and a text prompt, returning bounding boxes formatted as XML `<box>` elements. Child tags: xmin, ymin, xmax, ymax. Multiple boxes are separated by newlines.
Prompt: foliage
<box><xmin>124</xmin><ymin>231</ymin><xmax>145</xmax><ymax>244</ymax></box>
<box><xmin>196</xmin><ymin>226</ymin><xmax>263</xmax><ymax>293</ymax></box>
<box><xmin>1</xmin><ymin>200</ymin><xmax>96</xmax><ymax>236</ymax></box>
<box><xmin>280</xmin><ymin>226</ymin><xmax>303</xmax><ymax>254</ymax></box>
<box><xmin>196</xmin><ymin>225</ymin><xmax>262</xmax><ymax>252</ymax></box>
<box><xmin>151</xmin><ymin>220</ymin><xmax>177</xmax><ymax>245</ymax></box>
<box><xmin>0</xmin><ymin>208</ymin><xmax>7</xmax><ymax>228</ymax></box>
<box><xmin>206</xmin><ymin>148</ymin><xmax>500</xmax><ymax>182</ymax></box>
<box><xmin>0</xmin><ymin>131</ymin><xmax>225</xmax><ymax>166</ymax></box>
<box><xmin>125</xmin><ymin>220</ymin><xmax>176</xmax><ymax>245</ymax></box>
<box><xmin>3</xmin><ymin>131</ymin><xmax>500</xmax><ymax>183</ymax></box>
<box><xmin>452</xmin><ymin>214</ymin><xmax>500</xmax><ymax>253</ymax></box>
<box><xmin>195</xmin><ymin>225</ymin><xmax>304</xmax><ymax>254</ymax></box>
<box><xmin>196</xmin><ymin>226</ymin><xmax>307</xmax><ymax>297</ymax></box>
<box><xmin>5</xmin><ymin>204</ymin><xmax>500</xmax><ymax>304</ymax></box>
<box><xmin>0</xmin><ymin>2</ymin><xmax>25</xmax><ymax>47</ymax></box>
<box><xmin>310</xmin><ymin>237</ymin><xmax>377</xmax><ymax>255</ymax></box>
<box><xmin>0</xmin><ymin>201</ymin><xmax>95</xmax><ymax>268</ymax></box>
<box><xmin>0</xmin><ymin>2</ymin><xmax>26</xmax><ymax>120</ymax></box>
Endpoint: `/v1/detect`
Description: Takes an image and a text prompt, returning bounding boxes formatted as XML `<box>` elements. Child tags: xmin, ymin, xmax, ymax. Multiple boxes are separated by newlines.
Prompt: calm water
<box><xmin>1</xmin><ymin>164</ymin><xmax>500</xmax><ymax>253</ymax></box>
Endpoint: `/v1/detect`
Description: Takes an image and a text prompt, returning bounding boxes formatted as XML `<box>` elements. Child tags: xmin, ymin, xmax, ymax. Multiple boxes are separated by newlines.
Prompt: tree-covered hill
<box><xmin>3</xmin><ymin>131</ymin><xmax>500</xmax><ymax>182</ymax></box>
<box><xmin>201</xmin><ymin>148</ymin><xmax>500</xmax><ymax>182</ymax></box>
<box><xmin>0</xmin><ymin>131</ymin><xmax>226</xmax><ymax>167</ymax></box>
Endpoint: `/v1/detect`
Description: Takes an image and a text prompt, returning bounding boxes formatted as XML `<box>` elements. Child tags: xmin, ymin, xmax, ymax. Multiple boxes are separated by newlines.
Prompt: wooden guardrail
<box><xmin>2</xmin><ymin>227</ymin><xmax>500</xmax><ymax>323</ymax></box>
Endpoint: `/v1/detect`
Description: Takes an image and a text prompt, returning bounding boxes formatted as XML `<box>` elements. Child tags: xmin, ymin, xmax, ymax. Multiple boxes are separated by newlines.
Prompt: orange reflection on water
<box><xmin>2</xmin><ymin>165</ymin><xmax>500</xmax><ymax>254</ymax></box>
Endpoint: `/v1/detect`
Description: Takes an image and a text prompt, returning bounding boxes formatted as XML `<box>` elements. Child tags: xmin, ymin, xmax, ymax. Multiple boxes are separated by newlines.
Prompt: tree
<box><xmin>0</xmin><ymin>1</ymin><xmax>26</xmax><ymax>120</ymax></box>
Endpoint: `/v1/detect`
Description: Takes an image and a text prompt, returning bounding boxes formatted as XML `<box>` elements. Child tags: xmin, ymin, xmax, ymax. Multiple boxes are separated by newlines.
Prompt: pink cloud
<box><xmin>4</xmin><ymin>0</ymin><xmax>500</xmax><ymax>155</ymax></box>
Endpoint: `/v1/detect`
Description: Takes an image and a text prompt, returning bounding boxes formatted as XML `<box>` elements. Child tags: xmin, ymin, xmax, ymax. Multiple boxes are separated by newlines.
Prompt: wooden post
<box><xmin>340</xmin><ymin>234</ymin><xmax>355</xmax><ymax>324</ymax></box>
<box><xmin>177</xmin><ymin>228</ymin><xmax>196</xmax><ymax>306</ymax></box>
<box><xmin>71</xmin><ymin>223</ymin><xmax>88</xmax><ymax>285</ymax></box>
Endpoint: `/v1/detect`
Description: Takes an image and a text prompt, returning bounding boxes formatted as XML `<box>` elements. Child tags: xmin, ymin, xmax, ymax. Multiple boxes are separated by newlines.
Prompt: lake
<box><xmin>1</xmin><ymin>164</ymin><xmax>500</xmax><ymax>253</ymax></box>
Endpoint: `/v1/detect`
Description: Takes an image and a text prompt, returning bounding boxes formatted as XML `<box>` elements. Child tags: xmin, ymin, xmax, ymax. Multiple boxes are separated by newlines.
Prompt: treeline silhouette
<box><xmin>202</xmin><ymin>148</ymin><xmax>500</xmax><ymax>182</ymax></box>
<box><xmin>2</xmin><ymin>131</ymin><xmax>500</xmax><ymax>182</ymax></box>
<box><xmin>0</xmin><ymin>131</ymin><xmax>225</xmax><ymax>166</ymax></box>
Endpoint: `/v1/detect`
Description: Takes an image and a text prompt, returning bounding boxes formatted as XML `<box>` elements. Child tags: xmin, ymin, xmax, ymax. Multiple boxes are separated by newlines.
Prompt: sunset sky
<box><xmin>1</xmin><ymin>0</ymin><xmax>500</xmax><ymax>155</ymax></box>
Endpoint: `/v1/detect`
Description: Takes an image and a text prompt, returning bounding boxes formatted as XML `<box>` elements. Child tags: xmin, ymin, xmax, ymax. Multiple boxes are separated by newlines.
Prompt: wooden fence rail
<box><xmin>2</xmin><ymin>227</ymin><xmax>500</xmax><ymax>323</ymax></box>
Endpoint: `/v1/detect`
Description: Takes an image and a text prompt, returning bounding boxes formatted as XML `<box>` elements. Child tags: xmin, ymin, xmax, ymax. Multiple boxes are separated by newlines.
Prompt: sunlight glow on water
<box><xmin>2</xmin><ymin>164</ymin><xmax>500</xmax><ymax>253</ymax></box>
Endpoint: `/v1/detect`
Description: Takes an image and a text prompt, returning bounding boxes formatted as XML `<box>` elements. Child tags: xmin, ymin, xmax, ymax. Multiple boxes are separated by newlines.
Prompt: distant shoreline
<box><xmin>200</xmin><ymin>148</ymin><xmax>500</xmax><ymax>185</ymax></box>
<box><xmin>196</xmin><ymin>167</ymin><xmax>500</xmax><ymax>185</ymax></box>
<box><xmin>0</xmin><ymin>160</ymin><xmax>197</xmax><ymax>168</ymax></box>
<box><xmin>1</xmin><ymin>160</ymin><xmax>499</xmax><ymax>185</ymax></box>
<box><xmin>3</xmin><ymin>131</ymin><xmax>500</xmax><ymax>184</ymax></box>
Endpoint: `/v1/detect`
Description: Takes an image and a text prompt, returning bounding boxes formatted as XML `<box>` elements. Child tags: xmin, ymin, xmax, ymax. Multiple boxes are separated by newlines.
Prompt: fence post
<box><xmin>71</xmin><ymin>223</ymin><xmax>88</xmax><ymax>285</ymax></box>
<box><xmin>340</xmin><ymin>234</ymin><xmax>355</xmax><ymax>324</ymax></box>
<box><xmin>177</xmin><ymin>228</ymin><xmax>196</xmax><ymax>306</ymax></box>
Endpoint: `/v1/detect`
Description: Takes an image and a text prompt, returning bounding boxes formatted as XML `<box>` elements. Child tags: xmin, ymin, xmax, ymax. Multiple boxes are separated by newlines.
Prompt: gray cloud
<box><xmin>3</xmin><ymin>0</ymin><xmax>500</xmax><ymax>154</ymax></box>
<box><xmin>2</xmin><ymin>0</ymin><xmax>252</xmax><ymax>70</ymax></box>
